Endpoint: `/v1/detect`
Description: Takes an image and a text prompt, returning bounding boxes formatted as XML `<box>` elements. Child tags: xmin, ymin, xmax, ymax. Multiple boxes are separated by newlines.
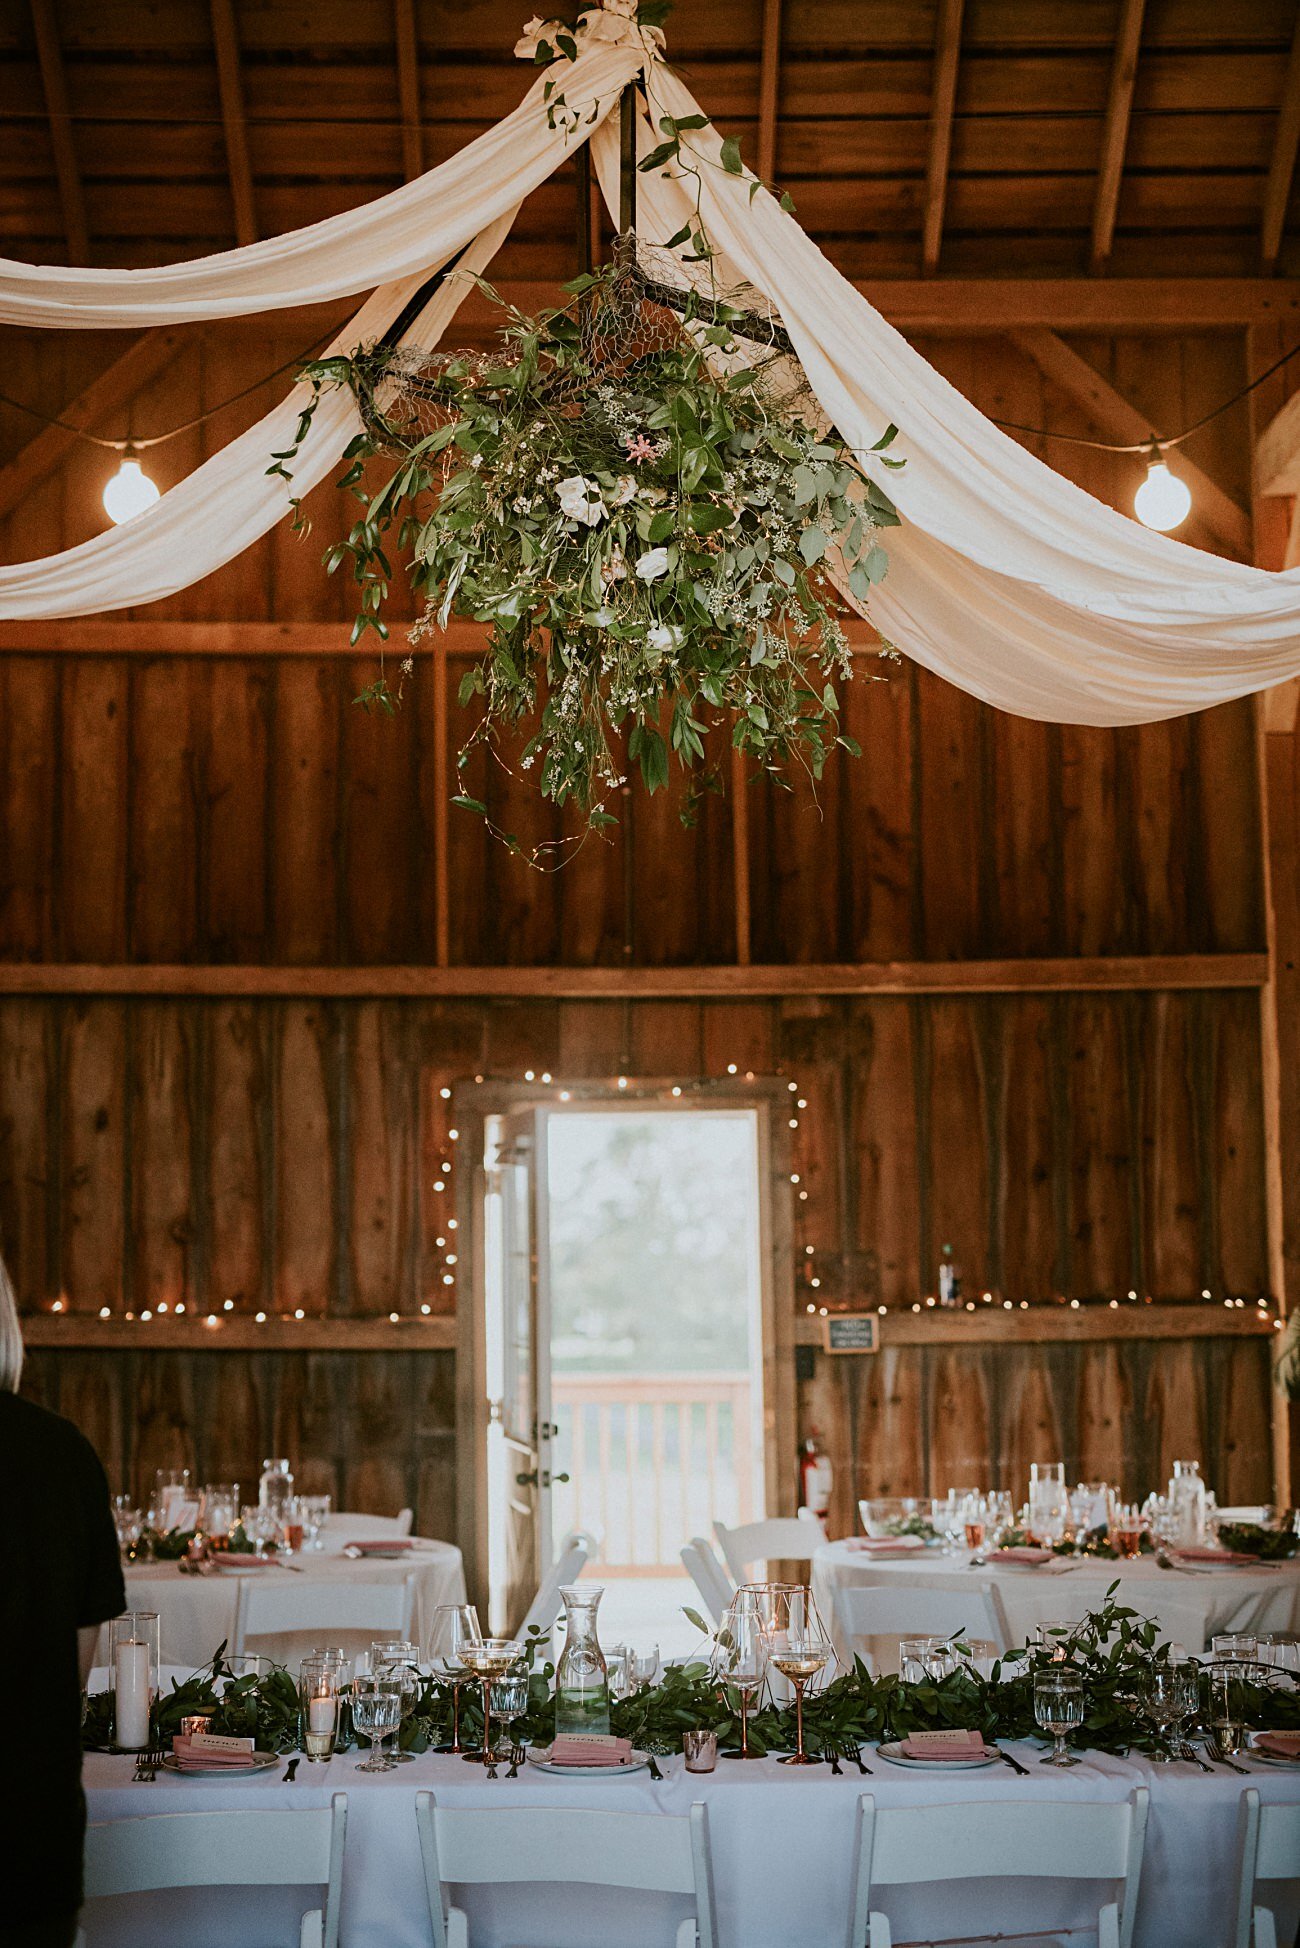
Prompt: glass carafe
<box><xmin>1169</xmin><ymin>1460</ymin><xmax>1207</xmax><ymax>1546</ymax></box>
<box><xmin>554</xmin><ymin>1585</ymin><xmax>610</xmax><ymax>1737</ymax></box>
<box><xmin>259</xmin><ymin>1457</ymin><xmax>294</xmax><ymax>1530</ymax></box>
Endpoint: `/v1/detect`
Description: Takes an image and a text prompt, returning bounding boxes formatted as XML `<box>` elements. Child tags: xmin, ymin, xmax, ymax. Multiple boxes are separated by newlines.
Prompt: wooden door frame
<box><xmin>453</xmin><ymin>1074</ymin><xmax>797</xmax><ymax>1615</ymax></box>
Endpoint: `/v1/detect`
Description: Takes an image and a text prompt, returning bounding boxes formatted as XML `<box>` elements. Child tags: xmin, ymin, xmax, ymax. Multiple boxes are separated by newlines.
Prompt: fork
<box><xmin>134</xmin><ymin>1744</ymin><xmax>165</xmax><ymax>1782</ymax></box>
<box><xmin>828</xmin><ymin>1746</ymin><xmax>843</xmax><ymax>1775</ymax></box>
<box><xmin>1178</xmin><ymin>1740</ymin><xmax>1213</xmax><ymax>1774</ymax></box>
<box><xmin>842</xmin><ymin>1742</ymin><xmax>872</xmax><ymax>1776</ymax></box>
<box><xmin>1203</xmin><ymin>1735</ymin><xmax>1248</xmax><ymax>1775</ymax></box>
<box><xmin>506</xmin><ymin>1744</ymin><xmax>525</xmax><ymax>1779</ymax></box>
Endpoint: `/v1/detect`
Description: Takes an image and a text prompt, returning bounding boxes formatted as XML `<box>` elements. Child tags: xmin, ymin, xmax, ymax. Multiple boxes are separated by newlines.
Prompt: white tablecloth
<box><xmin>813</xmin><ymin>1539</ymin><xmax>1300</xmax><ymax>1660</ymax></box>
<box><xmin>105</xmin><ymin>1538</ymin><xmax>465</xmax><ymax>1668</ymax></box>
<box><xmin>81</xmin><ymin>1741</ymin><xmax>1300</xmax><ymax>1948</ymax></box>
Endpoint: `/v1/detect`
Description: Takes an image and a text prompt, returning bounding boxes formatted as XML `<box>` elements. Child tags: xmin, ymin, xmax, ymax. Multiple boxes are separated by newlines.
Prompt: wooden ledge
<box><xmin>795</xmin><ymin>1302</ymin><xmax>1279</xmax><ymax>1347</ymax></box>
<box><xmin>0</xmin><ymin>955</ymin><xmax>1268</xmax><ymax>1000</ymax></box>
<box><xmin>20</xmin><ymin>1313</ymin><xmax>457</xmax><ymax>1353</ymax></box>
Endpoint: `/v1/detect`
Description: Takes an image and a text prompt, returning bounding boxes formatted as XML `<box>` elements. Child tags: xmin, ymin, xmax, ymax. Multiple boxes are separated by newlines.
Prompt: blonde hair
<box><xmin>0</xmin><ymin>1253</ymin><xmax>22</xmax><ymax>1393</ymax></box>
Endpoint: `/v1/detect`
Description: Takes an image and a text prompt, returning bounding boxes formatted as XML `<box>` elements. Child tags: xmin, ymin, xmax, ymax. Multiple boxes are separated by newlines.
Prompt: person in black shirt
<box><xmin>0</xmin><ymin>1256</ymin><xmax>125</xmax><ymax>1948</ymax></box>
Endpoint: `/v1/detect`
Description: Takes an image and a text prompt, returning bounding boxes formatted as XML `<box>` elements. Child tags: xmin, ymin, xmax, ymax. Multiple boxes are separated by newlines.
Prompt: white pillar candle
<box><xmin>308</xmin><ymin>1695</ymin><xmax>336</xmax><ymax>1735</ymax></box>
<box><xmin>115</xmin><ymin>1638</ymin><xmax>152</xmax><ymax>1750</ymax></box>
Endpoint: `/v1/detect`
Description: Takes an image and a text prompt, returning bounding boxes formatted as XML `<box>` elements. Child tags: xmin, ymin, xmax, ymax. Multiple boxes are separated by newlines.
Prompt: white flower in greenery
<box><xmin>556</xmin><ymin>475</ymin><xmax>606</xmax><ymax>526</ymax></box>
<box><xmin>646</xmin><ymin>623</ymin><xmax>682</xmax><ymax>653</ymax></box>
<box><xmin>602</xmin><ymin>0</ymin><xmax>639</xmax><ymax>17</ymax></box>
<box><xmin>635</xmin><ymin>547</ymin><xmax>670</xmax><ymax>582</ymax></box>
<box><xmin>610</xmin><ymin>475</ymin><xmax>638</xmax><ymax>506</ymax></box>
<box><xmin>602</xmin><ymin>546</ymin><xmax>627</xmax><ymax>584</ymax></box>
<box><xmin>514</xmin><ymin>15</ymin><xmax>564</xmax><ymax>57</ymax></box>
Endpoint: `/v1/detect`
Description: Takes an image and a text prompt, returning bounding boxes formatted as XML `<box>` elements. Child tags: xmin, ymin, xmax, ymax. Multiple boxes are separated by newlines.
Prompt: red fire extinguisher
<box><xmin>799</xmin><ymin>1430</ymin><xmax>833</xmax><ymax>1519</ymax></box>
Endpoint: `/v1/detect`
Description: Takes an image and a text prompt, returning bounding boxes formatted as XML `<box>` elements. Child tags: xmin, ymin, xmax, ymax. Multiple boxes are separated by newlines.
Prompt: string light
<box><xmin>102</xmin><ymin>448</ymin><xmax>160</xmax><ymax>525</ymax></box>
<box><xmin>1133</xmin><ymin>453</ymin><xmax>1191</xmax><ymax>532</ymax></box>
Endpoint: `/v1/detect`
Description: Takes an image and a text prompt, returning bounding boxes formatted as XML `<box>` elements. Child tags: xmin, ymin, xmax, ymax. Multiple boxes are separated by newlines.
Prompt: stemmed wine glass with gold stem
<box><xmin>428</xmin><ymin>1604</ymin><xmax>482</xmax><ymax>1756</ymax></box>
<box><xmin>457</xmin><ymin>1639</ymin><xmax>526</xmax><ymax>1766</ymax></box>
<box><xmin>711</xmin><ymin>1590</ymin><xmax>771</xmax><ymax>1759</ymax></box>
<box><xmin>770</xmin><ymin>1588</ymin><xmax>833</xmax><ymax>1767</ymax></box>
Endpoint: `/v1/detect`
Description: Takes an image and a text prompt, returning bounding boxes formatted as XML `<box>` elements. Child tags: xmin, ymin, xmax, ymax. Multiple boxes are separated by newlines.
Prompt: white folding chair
<box><xmin>849</xmin><ymin>1789</ymin><xmax>1149</xmax><ymax>1948</ymax></box>
<box><xmin>323</xmin><ymin>1507</ymin><xmax>414</xmax><ymax>1540</ymax></box>
<box><xmin>232</xmin><ymin>1571</ymin><xmax>415</xmax><ymax>1662</ymax></box>
<box><xmin>77</xmin><ymin>1795</ymin><xmax>346</xmax><ymax>1948</ymax></box>
<box><xmin>680</xmin><ymin>1536</ymin><xmax>736</xmax><ymax>1627</ymax></box>
<box><xmin>516</xmin><ymin>1529</ymin><xmax>594</xmax><ymax>1641</ymax></box>
<box><xmin>1233</xmin><ymin>1788</ymin><xmax>1300</xmax><ymax>1948</ymax></box>
<box><xmin>712</xmin><ymin>1513</ymin><xmax>827</xmax><ymax>1585</ymax></box>
<box><xmin>833</xmin><ymin>1579</ymin><xmax>1011</xmax><ymax>1673</ymax></box>
<box><xmin>416</xmin><ymin>1792</ymin><xmax>716</xmax><ymax>1948</ymax></box>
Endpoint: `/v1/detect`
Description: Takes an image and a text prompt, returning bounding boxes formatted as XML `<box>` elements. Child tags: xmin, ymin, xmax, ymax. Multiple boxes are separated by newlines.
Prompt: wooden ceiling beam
<box><xmin>0</xmin><ymin>955</ymin><xmax>1266</xmax><ymax>999</ymax></box>
<box><xmin>921</xmin><ymin>0</ymin><xmax>964</xmax><ymax>276</ymax></box>
<box><xmin>1262</xmin><ymin>6</ymin><xmax>1300</xmax><ymax>275</ymax></box>
<box><xmin>209</xmin><ymin>0</ymin><xmax>257</xmax><ymax>246</ymax></box>
<box><xmin>1011</xmin><ymin>327</ymin><xmax>1252</xmax><ymax>558</ymax></box>
<box><xmin>0</xmin><ymin>329</ymin><xmax>185</xmax><ymax>521</ymax></box>
<box><xmin>29</xmin><ymin>0</ymin><xmax>87</xmax><ymax>265</ymax></box>
<box><xmin>756</xmin><ymin>0</ymin><xmax>782</xmax><ymax>186</ymax></box>
<box><xmin>1089</xmin><ymin>0</ymin><xmax>1145</xmax><ymax>275</ymax></box>
<box><xmin>393</xmin><ymin>0</ymin><xmax>424</xmax><ymax>183</ymax></box>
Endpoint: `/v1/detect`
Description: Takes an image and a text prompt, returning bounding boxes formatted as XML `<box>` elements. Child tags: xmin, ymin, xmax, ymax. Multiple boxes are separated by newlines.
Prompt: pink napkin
<box><xmin>1171</xmin><ymin>1546</ymin><xmax>1259</xmax><ymax>1565</ymax></box>
<box><xmin>547</xmin><ymin>1735</ymin><xmax>634</xmax><ymax>1768</ymax></box>
<box><xmin>171</xmin><ymin>1732</ymin><xmax>257</xmax><ymax>1769</ymax></box>
<box><xmin>900</xmin><ymin>1728</ymin><xmax>988</xmax><ymax>1761</ymax></box>
<box><xmin>847</xmin><ymin>1537</ymin><xmax>926</xmax><ymax>1556</ymax></box>
<box><xmin>217</xmin><ymin>1552</ymin><xmax>268</xmax><ymax>1568</ymax></box>
<box><xmin>346</xmin><ymin>1538</ymin><xmax>416</xmax><ymax>1553</ymax></box>
<box><xmin>1253</xmin><ymin>1731</ymin><xmax>1300</xmax><ymax>1759</ymax></box>
<box><xmin>991</xmin><ymin>1546</ymin><xmax>1055</xmax><ymax>1566</ymax></box>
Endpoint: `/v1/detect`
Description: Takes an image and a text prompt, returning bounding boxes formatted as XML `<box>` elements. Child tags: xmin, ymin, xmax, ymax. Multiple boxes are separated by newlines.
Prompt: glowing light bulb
<box><xmin>1134</xmin><ymin>459</ymin><xmax>1191</xmax><ymax>532</ymax></box>
<box><xmin>103</xmin><ymin>452</ymin><xmax>160</xmax><ymax>525</ymax></box>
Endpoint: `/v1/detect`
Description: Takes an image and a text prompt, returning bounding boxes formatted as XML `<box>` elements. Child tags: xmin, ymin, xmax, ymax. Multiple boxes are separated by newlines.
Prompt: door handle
<box><xmin>515</xmin><ymin>1469</ymin><xmax>538</xmax><ymax>1487</ymax></box>
<box><xmin>541</xmin><ymin>1470</ymin><xmax>570</xmax><ymax>1487</ymax></box>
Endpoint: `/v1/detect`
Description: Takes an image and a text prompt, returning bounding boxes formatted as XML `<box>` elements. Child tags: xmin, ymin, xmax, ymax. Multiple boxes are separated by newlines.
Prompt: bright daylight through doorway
<box><xmin>545</xmin><ymin>1106</ymin><xmax>765</xmax><ymax>1659</ymax></box>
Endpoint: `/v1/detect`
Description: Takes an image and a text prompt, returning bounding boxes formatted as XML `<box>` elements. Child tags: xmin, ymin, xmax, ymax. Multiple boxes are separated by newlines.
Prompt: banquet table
<box><xmin>102</xmin><ymin>1537</ymin><xmax>466</xmax><ymax>1668</ymax></box>
<box><xmin>813</xmin><ymin>1539</ymin><xmax>1300</xmax><ymax>1661</ymax></box>
<box><xmin>81</xmin><ymin>1740</ymin><xmax>1300</xmax><ymax>1948</ymax></box>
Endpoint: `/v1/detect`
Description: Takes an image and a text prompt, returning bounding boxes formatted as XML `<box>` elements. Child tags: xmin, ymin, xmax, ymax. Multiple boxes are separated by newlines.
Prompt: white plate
<box><xmin>526</xmin><ymin>1746</ymin><xmax>651</xmax><ymax>1778</ymax></box>
<box><xmin>876</xmin><ymin>1740</ymin><xmax>999</xmax><ymax>1771</ymax></box>
<box><xmin>1246</xmin><ymin>1740</ymin><xmax>1300</xmax><ymax>1767</ymax></box>
<box><xmin>160</xmin><ymin>1750</ymin><xmax>280</xmax><ymax>1777</ymax></box>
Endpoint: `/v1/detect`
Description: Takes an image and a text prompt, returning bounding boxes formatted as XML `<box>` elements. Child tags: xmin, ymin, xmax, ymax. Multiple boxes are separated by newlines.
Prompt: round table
<box><xmin>105</xmin><ymin>1535</ymin><xmax>466</xmax><ymax>1669</ymax></box>
<box><xmin>812</xmin><ymin>1538</ymin><xmax>1300</xmax><ymax>1660</ymax></box>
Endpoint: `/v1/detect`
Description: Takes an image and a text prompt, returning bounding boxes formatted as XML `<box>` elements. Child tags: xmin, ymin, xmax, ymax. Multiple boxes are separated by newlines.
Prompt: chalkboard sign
<box><xmin>822</xmin><ymin>1314</ymin><xmax>879</xmax><ymax>1355</ymax></box>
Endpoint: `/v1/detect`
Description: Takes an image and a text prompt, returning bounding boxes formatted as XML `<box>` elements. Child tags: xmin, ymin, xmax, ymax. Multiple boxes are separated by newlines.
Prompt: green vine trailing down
<box><xmin>85</xmin><ymin>1593</ymin><xmax>1300</xmax><ymax>1764</ymax></box>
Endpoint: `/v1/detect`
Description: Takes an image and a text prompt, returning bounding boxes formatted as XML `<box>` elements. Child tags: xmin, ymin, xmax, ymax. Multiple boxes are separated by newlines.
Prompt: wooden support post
<box><xmin>756</xmin><ymin>0</ymin><xmax>782</xmax><ymax>186</ymax></box>
<box><xmin>921</xmin><ymin>0</ymin><xmax>964</xmax><ymax>276</ymax></box>
<box><xmin>29</xmin><ymin>0</ymin><xmax>88</xmax><ymax>264</ymax></box>
<box><xmin>1089</xmin><ymin>0</ymin><xmax>1145</xmax><ymax>274</ymax></box>
<box><xmin>210</xmin><ymin>0</ymin><xmax>258</xmax><ymax>246</ymax></box>
<box><xmin>434</xmin><ymin>642</ymin><xmax>450</xmax><ymax>968</ymax></box>
<box><xmin>731</xmin><ymin>744</ymin><xmax>752</xmax><ymax>966</ymax></box>
<box><xmin>1249</xmin><ymin>319</ymin><xmax>1300</xmax><ymax>1501</ymax></box>
<box><xmin>1262</xmin><ymin>8</ymin><xmax>1300</xmax><ymax>276</ymax></box>
<box><xmin>393</xmin><ymin>0</ymin><xmax>425</xmax><ymax>183</ymax></box>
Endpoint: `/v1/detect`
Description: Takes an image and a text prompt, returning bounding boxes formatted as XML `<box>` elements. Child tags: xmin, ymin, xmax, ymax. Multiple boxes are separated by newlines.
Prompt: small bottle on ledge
<box><xmin>938</xmin><ymin>1243</ymin><xmax>962</xmax><ymax>1308</ymax></box>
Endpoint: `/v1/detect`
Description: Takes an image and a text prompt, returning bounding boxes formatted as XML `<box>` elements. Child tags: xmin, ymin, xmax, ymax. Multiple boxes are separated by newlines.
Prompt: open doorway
<box><xmin>461</xmin><ymin>1081</ymin><xmax>793</xmax><ymax>1653</ymax></box>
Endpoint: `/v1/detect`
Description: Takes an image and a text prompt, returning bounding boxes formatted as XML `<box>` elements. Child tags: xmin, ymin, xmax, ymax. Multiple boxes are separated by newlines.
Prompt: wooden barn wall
<box><xmin>0</xmin><ymin>324</ymin><xmax>1275</xmax><ymax>1529</ymax></box>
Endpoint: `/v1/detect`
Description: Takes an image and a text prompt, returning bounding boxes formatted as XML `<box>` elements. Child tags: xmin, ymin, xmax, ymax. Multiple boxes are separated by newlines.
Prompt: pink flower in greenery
<box><xmin>625</xmin><ymin>432</ymin><xmax>659</xmax><ymax>464</ymax></box>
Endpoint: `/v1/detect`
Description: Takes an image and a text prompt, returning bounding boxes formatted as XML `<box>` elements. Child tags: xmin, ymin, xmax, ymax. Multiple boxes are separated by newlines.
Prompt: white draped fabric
<box><xmin>2</xmin><ymin>23</ymin><xmax>1299</xmax><ymax>725</ymax></box>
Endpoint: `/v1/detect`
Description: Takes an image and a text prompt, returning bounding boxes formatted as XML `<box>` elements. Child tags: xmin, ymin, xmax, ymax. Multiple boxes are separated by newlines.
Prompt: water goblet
<box><xmin>428</xmin><ymin>1604</ymin><xmax>482</xmax><ymax>1755</ymax></box>
<box><xmin>1212</xmin><ymin>1633</ymin><xmax>1259</xmax><ymax>1666</ymax></box>
<box><xmin>112</xmin><ymin>1496</ymin><xmax>143</xmax><ymax>1560</ymax></box>
<box><xmin>372</xmin><ymin>1643</ymin><xmax>422</xmax><ymax>1762</ymax></box>
<box><xmin>626</xmin><ymin>1645</ymin><xmax>660</xmax><ymax>1691</ymax></box>
<box><xmin>605</xmin><ymin>1644</ymin><xmax>632</xmax><ymax>1703</ymax></box>
<box><xmin>459</xmin><ymin>1639</ymin><xmax>527</xmax><ymax>1766</ymax></box>
<box><xmin>1034</xmin><ymin>1669</ymin><xmax>1083</xmax><ymax>1766</ymax></box>
<box><xmin>352</xmin><ymin>1675</ymin><xmax>402</xmax><ymax>1772</ymax></box>
<box><xmin>300</xmin><ymin>1494</ymin><xmax>331</xmax><ymax>1550</ymax></box>
<box><xmin>1140</xmin><ymin>1663</ymin><xmax>1183</xmax><ymax>1759</ymax></box>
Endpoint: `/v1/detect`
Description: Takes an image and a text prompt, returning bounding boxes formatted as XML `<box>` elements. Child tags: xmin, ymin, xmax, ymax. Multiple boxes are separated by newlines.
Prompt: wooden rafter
<box><xmin>209</xmin><ymin>0</ymin><xmax>257</xmax><ymax>246</ymax></box>
<box><xmin>393</xmin><ymin>0</ymin><xmax>425</xmax><ymax>183</ymax></box>
<box><xmin>0</xmin><ymin>956</ymin><xmax>1266</xmax><ymax>999</ymax></box>
<box><xmin>921</xmin><ymin>0</ymin><xmax>964</xmax><ymax>276</ymax></box>
<box><xmin>1262</xmin><ymin>6</ymin><xmax>1300</xmax><ymax>275</ymax></box>
<box><xmin>1012</xmin><ymin>327</ymin><xmax>1252</xmax><ymax>559</ymax></box>
<box><xmin>29</xmin><ymin>0</ymin><xmax>87</xmax><ymax>264</ymax></box>
<box><xmin>0</xmin><ymin>330</ymin><xmax>185</xmax><ymax>522</ymax></box>
<box><xmin>756</xmin><ymin>0</ymin><xmax>782</xmax><ymax>187</ymax></box>
<box><xmin>1089</xmin><ymin>0</ymin><xmax>1145</xmax><ymax>275</ymax></box>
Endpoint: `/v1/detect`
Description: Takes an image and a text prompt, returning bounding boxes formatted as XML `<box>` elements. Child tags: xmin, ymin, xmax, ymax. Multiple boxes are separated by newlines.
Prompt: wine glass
<box><xmin>770</xmin><ymin>1588</ymin><xmax>833</xmax><ymax>1767</ymax></box>
<box><xmin>428</xmin><ymin>1603</ymin><xmax>482</xmax><ymax>1756</ymax></box>
<box><xmin>711</xmin><ymin>1596</ymin><xmax>770</xmax><ymax>1760</ymax></box>
<box><xmin>1034</xmin><ymin>1669</ymin><xmax>1083</xmax><ymax>1766</ymax></box>
<box><xmin>458</xmin><ymin>1639</ymin><xmax>526</xmax><ymax>1767</ymax></box>
<box><xmin>962</xmin><ymin>1492</ymin><xmax>989</xmax><ymax>1563</ymax></box>
<box><xmin>627</xmin><ymin>1644</ymin><xmax>660</xmax><ymax>1691</ymax></box>
<box><xmin>605</xmin><ymin>1645</ymin><xmax>632</xmax><ymax>1703</ymax></box>
<box><xmin>112</xmin><ymin>1496</ymin><xmax>143</xmax><ymax>1560</ymax></box>
<box><xmin>299</xmin><ymin>1493</ymin><xmax>332</xmax><ymax>1550</ymax></box>
<box><xmin>931</xmin><ymin>1495</ymin><xmax>961</xmax><ymax>1557</ymax></box>
<box><xmin>1140</xmin><ymin>1663</ymin><xmax>1183</xmax><ymax>1760</ymax></box>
